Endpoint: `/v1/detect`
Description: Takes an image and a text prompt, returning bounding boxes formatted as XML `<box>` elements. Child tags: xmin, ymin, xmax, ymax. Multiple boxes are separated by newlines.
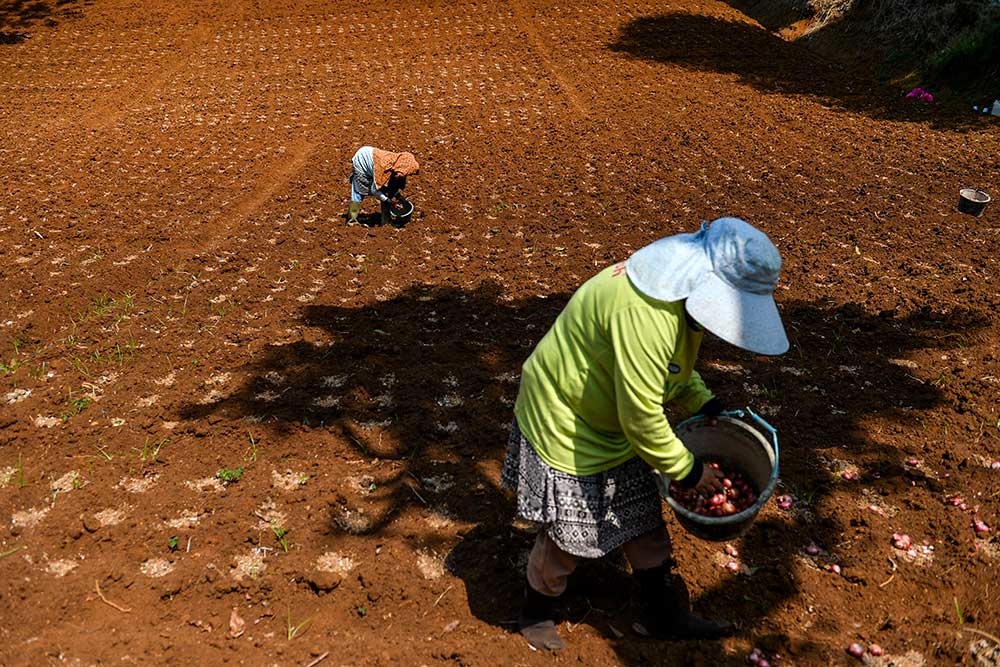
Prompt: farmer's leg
<box><xmin>625</xmin><ymin>526</ymin><xmax>734</xmax><ymax>640</ymax></box>
<box><xmin>520</xmin><ymin>530</ymin><xmax>577</xmax><ymax>651</ymax></box>
<box><xmin>527</xmin><ymin>529</ymin><xmax>578</xmax><ymax>596</ymax></box>
<box><xmin>380</xmin><ymin>199</ymin><xmax>392</xmax><ymax>225</ymax></box>
<box><xmin>621</xmin><ymin>525</ymin><xmax>671</xmax><ymax>570</ymax></box>
<box><xmin>347</xmin><ymin>175</ymin><xmax>362</xmax><ymax>224</ymax></box>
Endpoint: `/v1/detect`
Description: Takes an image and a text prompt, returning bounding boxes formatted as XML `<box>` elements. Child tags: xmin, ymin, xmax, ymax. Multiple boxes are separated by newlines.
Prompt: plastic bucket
<box><xmin>958</xmin><ymin>188</ymin><xmax>990</xmax><ymax>217</ymax></box>
<box><xmin>390</xmin><ymin>198</ymin><xmax>414</xmax><ymax>223</ymax></box>
<box><xmin>658</xmin><ymin>408</ymin><xmax>779</xmax><ymax>542</ymax></box>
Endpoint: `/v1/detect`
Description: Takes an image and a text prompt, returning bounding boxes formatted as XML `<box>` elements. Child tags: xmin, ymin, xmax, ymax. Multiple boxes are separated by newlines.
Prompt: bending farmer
<box><xmin>348</xmin><ymin>146</ymin><xmax>419</xmax><ymax>225</ymax></box>
<box><xmin>502</xmin><ymin>217</ymin><xmax>789</xmax><ymax>651</ymax></box>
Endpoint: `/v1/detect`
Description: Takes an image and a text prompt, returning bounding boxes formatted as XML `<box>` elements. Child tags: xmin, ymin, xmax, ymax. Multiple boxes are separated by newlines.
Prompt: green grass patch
<box><xmin>928</xmin><ymin>17</ymin><xmax>1000</xmax><ymax>90</ymax></box>
<box><xmin>217</xmin><ymin>467</ymin><xmax>244</xmax><ymax>484</ymax></box>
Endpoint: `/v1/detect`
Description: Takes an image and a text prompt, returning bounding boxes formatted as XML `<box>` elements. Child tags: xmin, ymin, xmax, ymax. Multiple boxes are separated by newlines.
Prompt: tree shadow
<box><xmin>177</xmin><ymin>284</ymin><xmax>990</xmax><ymax>662</ymax></box>
<box><xmin>0</xmin><ymin>0</ymin><xmax>86</xmax><ymax>41</ymax></box>
<box><xmin>607</xmin><ymin>11</ymin><xmax>983</xmax><ymax>132</ymax></box>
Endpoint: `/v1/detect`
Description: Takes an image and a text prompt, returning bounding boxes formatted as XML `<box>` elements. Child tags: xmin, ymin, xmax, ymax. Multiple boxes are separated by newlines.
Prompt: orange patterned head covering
<box><xmin>372</xmin><ymin>148</ymin><xmax>420</xmax><ymax>189</ymax></box>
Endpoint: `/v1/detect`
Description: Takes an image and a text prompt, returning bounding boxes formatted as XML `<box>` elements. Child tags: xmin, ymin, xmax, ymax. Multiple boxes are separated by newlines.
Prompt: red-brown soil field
<box><xmin>2</xmin><ymin>0</ymin><xmax>999</xmax><ymax>665</ymax></box>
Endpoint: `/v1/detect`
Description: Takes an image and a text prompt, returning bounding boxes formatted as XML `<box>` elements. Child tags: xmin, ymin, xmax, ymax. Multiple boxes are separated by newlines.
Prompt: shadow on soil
<box><xmin>0</xmin><ymin>0</ymin><xmax>86</xmax><ymax>42</ymax></box>
<box><xmin>179</xmin><ymin>283</ymin><xmax>990</xmax><ymax>664</ymax></box>
<box><xmin>607</xmin><ymin>11</ymin><xmax>983</xmax><ymax>132</ymax></box>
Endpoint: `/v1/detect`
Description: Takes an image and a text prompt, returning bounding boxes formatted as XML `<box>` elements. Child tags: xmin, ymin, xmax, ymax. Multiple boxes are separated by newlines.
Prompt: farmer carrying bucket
<box><xmin>501</xmin><ymin>217</ymin><xmax>789</xmax><ymax>651</ymax></box>
<box><xmin>347</xmin><ymin>146</ymin><xmax>419</xmax><ymax>226</ymax></box>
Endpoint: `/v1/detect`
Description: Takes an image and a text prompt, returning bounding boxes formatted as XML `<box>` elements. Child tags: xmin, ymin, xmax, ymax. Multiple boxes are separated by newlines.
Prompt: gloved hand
<box><xmin>695</xmin><ymin>397</ymin><xmax>726</xmax><ymax>426</ymax></box>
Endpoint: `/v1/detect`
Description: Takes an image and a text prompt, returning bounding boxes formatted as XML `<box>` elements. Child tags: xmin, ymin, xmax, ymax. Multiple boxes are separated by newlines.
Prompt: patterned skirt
<box><xmin>500</xmin><ymin>419</ymin><xmax>666</xmax><ymax>559</ymax></box>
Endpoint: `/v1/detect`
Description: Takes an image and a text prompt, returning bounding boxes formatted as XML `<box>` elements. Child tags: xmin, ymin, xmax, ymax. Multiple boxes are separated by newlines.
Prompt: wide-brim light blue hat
<box><xmin>625</xmin><ymin>217</ymin><xmax>789</xmax><ymax>355</ymax></box>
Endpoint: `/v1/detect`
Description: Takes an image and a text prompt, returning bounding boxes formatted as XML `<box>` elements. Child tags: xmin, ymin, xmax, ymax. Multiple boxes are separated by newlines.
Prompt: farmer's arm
<box><xmin>371</xmin><ymin>185</ymin><xmax>391</xmax><ymax>203</ymax></box>
<box><xmin>609</xmin><ymin>308</ymin><xmax>700</xmax><ymax>485</ymax></box>
<box><xmin>672</xmin><ymin>370</ymin><xmax>716</xmax><ymax>414</ymax></box>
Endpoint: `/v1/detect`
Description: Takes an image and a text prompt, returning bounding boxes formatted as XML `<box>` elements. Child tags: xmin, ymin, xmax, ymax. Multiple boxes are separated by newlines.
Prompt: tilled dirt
<box><xmin>1</xmin><ymin>0</ymin><xmax>999</xmax><ymax>665</ymax></box>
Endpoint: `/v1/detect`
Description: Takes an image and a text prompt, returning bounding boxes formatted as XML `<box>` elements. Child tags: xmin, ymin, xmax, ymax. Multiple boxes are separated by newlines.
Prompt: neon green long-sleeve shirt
<box><xmin>513</xmin><ymin>262</ymin><xmax>714</xmax><ymax>481</ymax></box>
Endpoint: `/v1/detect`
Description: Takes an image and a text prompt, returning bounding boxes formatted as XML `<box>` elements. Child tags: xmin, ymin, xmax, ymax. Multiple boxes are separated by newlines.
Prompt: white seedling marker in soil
<box><xmin>4</xmin><ymin>388</ymin><xmax>31</xmax><ymax>404</ymax></box>
<box><xmin>186</xmin><ymin>477</ymin><xmax>224</xmax><ymax>493</ymax></box>
<box><xmin>416</xmin><ymin>551</ymin><xmax>445</xmax><ymax>580</ymax></box>
<box><xmin>51</xmin><ymin>471</ymin><xmax>81</xmax><ymax>494</ymax></box>
<box><xmin>165</xmin><ymin>513</ymin><xmax>204</xmax><ymax>529</ymax></box>
<box><xmin>140</xmin><ymin>558</ymin><xmax>175</xmax><ymax>578</ymax></box>
<box><xmin>272</xmin><ymin>470</ymin><xmax>308</xmax><ymax>491</ymax></box>
<box><xmin>46</xmin><ymin>559</ymin><xmax>79</xmax><ymax>577</ymax></box>
<box><xmin>232</xmin><ymin>551</ymin><xmax>266</xmax><ymax>581</ymax></box>
<box><xmin>12</xmin><ymin>507</ymin><xmax>50</xmax><ymax>528</ymax></box>
<box><xmin>119</xmin><ymin>475</ymin><xmax>159</xmax><ymax>493</ymax></box>
<box><xmin>94</xmin><ymin>508</ymin><xmax>127</xmax><ymax>526</ymax></box>
<box><xmin>33</xmin><ymin>416</ymin><xmax>61</xmax><ymax>428</ymax></box>
<box><xmin>316</xmin><ymin>552</ymin><xmax>356</xmax><ymax>575</ymax></box>
<box><xmin>321</xmin><ymin>374</ymin><xmax>348</xmax><ymax>388</ymax></box>
<box><xmin>312</xmin><ymin>395</ymin><xmax>340</xmax><ymax>408</ymax></box>
<box><xmin>421</xmin><ymin>474</ymin><xmax>454</xmax><ymax>493</ymax></box>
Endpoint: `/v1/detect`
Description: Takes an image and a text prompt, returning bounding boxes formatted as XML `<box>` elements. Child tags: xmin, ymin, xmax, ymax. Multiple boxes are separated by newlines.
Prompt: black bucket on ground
<box><xmin>390</xmin><ymin>196</ymin><xmax>414</xmax><ymax>224</ymax></box>
<box><xmin>657</xmin><ymin>409</ymin><xmax>779</xmax><ymax>542</ymax></box>
<box><xmin>958</xmin><ymin>188</ymin><xmax>990</xmax><ymax>217</ymax></box>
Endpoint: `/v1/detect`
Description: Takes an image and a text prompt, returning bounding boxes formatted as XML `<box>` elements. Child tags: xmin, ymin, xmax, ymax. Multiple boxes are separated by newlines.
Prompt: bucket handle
<box><xmin>676</xmin><ymin>406</ymin><xmax>780</xmax><ymax>465</ymax></box>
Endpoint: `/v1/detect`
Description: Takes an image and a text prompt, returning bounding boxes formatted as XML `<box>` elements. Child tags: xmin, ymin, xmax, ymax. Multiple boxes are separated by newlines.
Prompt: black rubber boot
<box><xmin>517</xmin><ymin>580</ymin><xmax>566</xmax><ymax>651</ymax></box>
<box><xmin>632</xmin><ymin>562</ymin><xmax>735</xmax><ymax>640</ymax></box>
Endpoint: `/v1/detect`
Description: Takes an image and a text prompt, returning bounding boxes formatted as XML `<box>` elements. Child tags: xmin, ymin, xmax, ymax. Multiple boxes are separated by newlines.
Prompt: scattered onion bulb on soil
<box><xmin>973</xmin><ymin>519</ymin><xmax>991</xmax><ymax>534</ymax></box>
<box><xmin>830</xmin><ymin>563</ymin><xmax>842</xmax><ymax>575</ymax></box>
<box><xmin>905</xmin><ymin>457</ymin><xmax>919</xmax><ymax>466</ymax></box>
<box><xmin>747</xmin><ymin>648</ymin><xmax>763</xmax><ymax>665</ymax></box>
<box><xmin>892</xmin><ymin>533</ymin><xmax>911</xmax><ymax>549</ymax></box>
<box><xmin>725</xmin><ymin>544</ymin><xmax>739</xmax><ymax>557</ymax></box>
<box><xmin>848</xmin><ymin>642</ymin><xmax>865</xmax><ymax>658</ymax></box>
<box><xmin>805</xmin><ymin>544</ymin><xmax>822</xmax><ymax>556</ymax></box>
<box><xmin>726</xmin><ymin>561</ymin><xmax>740</xmax><ymax>573</ymax></box>
<box><xmin>841</xmin><ymin>470</ymin><xmax>857</xmax><ymax>481</ymax></box>
<box><xmin>991</xmin><ymin>460</ymin><xmax>1000</xmax><ymax>470</ymax></box>
<box><xmin>869</xmin><ymin>644</ymin><xmax>884</xmax><ymax>656</ymax></box>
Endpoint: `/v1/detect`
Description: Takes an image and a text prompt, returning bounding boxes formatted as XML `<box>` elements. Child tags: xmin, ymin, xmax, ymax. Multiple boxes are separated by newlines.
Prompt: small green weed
<box><xmin>91</xmin><ymin>295</ymin><xmax>114</xmax><ymax>318</ymax></box>
<box><xmin>356</xmin><ymin>606</ymin><xmax>367</xmax><ymax>618</ymax></box>
<box><xmin>26</xmin><ymin>362</ymin><xmax>47</xmax><ymax>380</ymax></box>
<box><xmin>133</xmin><ymin>437</ymin><xmax>165</xmax><ymax>464</ymax></box>
<box><xmin>167</xmin><ymin>536</ymin><xmax>180</xmax><ymax>552</ymax></box>
<box><xmin>0</xmin><ymin>357</ymin><xmax>22</xmax><ymax>375</ymax></box>
<box><xmin>16</xmin><ymin>452</ymin><xmax>25</xmax><ymax>489</ymax></box>
<box><xmin>272</xmin><ymin>526</ymin><xmax>289</xmax><ymax>553</ymax></box>
<box><xmin>60</xmin><ymin>393</ymin><xmax>92</xmax><ymax>421</ymax></box>
<box><xmin>286</xmin><ymin>608</ymin><xmax>313</xmax><ymax>640</ymax></box>
<box><xmin>94</xmin><ymin>442</ymin><xmax>113</xmax><ymax>462</ymax></box>
<box><xmin>0</xmin><ymin>546</ymin><xmax>26</xmax><ymax>560</ymax></box>
<box><xmin>217</xmin><ymin>467</ymin><xmax>244</xmax><ymax>484</ymax></box>
<box><xmin>245</xmin><ymin>432</ymin><xmax>258</xmax><ymax>463</ymax></box>
<box><xmin>929</xmin><ymin>19</ymin><xmax>1000</xmax><ymax>86</ymax></box>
